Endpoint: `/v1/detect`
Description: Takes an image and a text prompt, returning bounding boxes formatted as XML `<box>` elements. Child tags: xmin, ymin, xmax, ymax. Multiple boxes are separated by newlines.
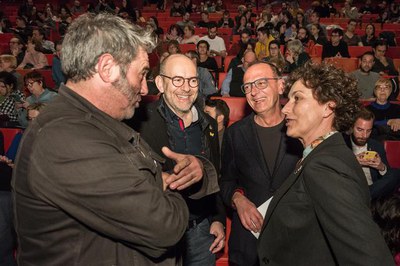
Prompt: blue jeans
<box><xmin>0</xmin><ymin>191</ymin><xmax>17</xmax><ymax>266</ymax></box>
<box><xmin>183</xmin><ymin>218</ymin><xmax>216</xmax><ymax>266</ymax></box>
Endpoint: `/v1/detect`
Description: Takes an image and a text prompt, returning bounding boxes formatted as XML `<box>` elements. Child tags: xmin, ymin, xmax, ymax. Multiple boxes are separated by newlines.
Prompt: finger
<box><xmin>172</xmin><ymin>157</ymin><xmax>191</xmax><ymax>174</ymax></box>
<box><xmin>211</xmin><ymin>240</ymin><xmax>225</xmax><ymax>253</ymax></box>
<box><xmin>161</xmin><ymin>146</ymin><xmax>183</xmax><ymax>163</ymax></box>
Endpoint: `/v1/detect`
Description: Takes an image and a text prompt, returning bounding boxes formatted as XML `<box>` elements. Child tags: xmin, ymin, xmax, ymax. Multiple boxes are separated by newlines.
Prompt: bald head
<box><xmin>243</xmin><ymin>51</ymin><xmax>257</xmax><ymax>70</ymax></box>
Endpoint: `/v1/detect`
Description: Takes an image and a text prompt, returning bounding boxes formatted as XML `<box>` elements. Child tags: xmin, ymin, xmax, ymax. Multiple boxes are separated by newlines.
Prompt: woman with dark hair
<box><xmin>310</xmin><ymin>23</ymin><xmax>328</xmax><ymax>45</ymax></box>
<box><xmin>164</xmin><ymin>24</ymin><xmax>183</xmax><ymax>43</ymax></box>
<box><xmin>361</xmin><ymin>23</ymin><xmax>377</xmax><ymax>47</ymax></box>
<box><xmin>295</xmin><ymin>11</ymin><xmax>307</xmax><ymax>28</ymax></box>
<box><xmin>233</xmin><ymin>15</ymin><xmax>249</xmax><ymax>35</ymax></box>
<box><xmin>258</xmin><ymin>62</ymin><xmax>394</xmax><ymax>265</ymax></box>
<box><xmin>262</xmin><ymin>40</ymin><xmax>286</xmax><ymax>72</ymax></box>
<box><xmin>0</xmin><ymin>71</ymin><xmax>24</xmax><ymax>123</ymax></box>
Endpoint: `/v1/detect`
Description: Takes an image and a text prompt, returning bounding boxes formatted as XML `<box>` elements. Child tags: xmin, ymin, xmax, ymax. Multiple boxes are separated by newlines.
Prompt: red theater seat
<box><xmin>384</xmin><ymin>141</ymin><xmax>400</xmax><ymax>169</ymax></box>
<box><xmin>0</xmin><ymin>128</ymin><xmax>23</xmax><ymax>153</ymax></box>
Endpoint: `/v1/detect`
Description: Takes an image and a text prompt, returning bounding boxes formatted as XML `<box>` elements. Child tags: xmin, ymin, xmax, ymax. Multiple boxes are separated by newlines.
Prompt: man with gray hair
<box><xmin>12</xmin><ymin>13</ymin><xmax>204</xmax><ymax>265</ymax></box>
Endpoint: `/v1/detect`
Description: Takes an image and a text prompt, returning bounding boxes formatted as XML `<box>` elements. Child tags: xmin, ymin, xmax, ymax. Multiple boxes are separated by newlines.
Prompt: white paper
<box><xmin>251</xmin><ymin>196</ymin><xmax>273</xmax><ymax>239</ymax></box>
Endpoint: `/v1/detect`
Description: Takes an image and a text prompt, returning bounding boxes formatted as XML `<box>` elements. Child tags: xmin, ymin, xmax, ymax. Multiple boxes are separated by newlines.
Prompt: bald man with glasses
<box><xmin>128</xmin><ymin>53</ymin><xmax>225</xmax><ymax>266</ymax></box>
<box><xmin>220</xmin><ymin>62</ymin><xmax>302</xmax><ymax>266</ymax></box>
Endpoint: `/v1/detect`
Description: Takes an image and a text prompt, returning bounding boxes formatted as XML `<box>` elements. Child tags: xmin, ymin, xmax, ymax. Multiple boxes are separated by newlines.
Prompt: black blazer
<box><xmin>258</xmin><ymin>133</ymin><xmax>394</xmax><ymax>266</ymax></box>
<box><xmin>220</xmin><ymin>114</ymin><xmax>302</xmax><ymax>265</ymax></box>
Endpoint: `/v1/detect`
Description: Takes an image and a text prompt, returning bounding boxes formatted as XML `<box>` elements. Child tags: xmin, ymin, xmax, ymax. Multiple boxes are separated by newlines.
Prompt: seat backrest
<box><xmin>211</xmin><ymin>96</ymin><xmax>252</xmax><ymax>126</ymax></box>
<box><xmin>383</xmin><ymin>140</ymin><xmax>400</xmax><ymax>169</ymax></box>
<box><xmin>324</xmin><ymin>57</ymin><xmax>358</xmax><ymax>72</ymax></box>
<box><xmin>0</xmin><ymin>128</ymin><xmax>23</xmax><ymax>153</ymax></box>
<box><xmin>218</xmin><ymin>72</ymin><xmax>227</xmax><ymax>90</ymax></box>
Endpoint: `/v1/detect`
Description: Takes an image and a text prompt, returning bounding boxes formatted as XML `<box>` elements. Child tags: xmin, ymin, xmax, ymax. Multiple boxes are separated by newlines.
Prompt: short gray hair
<box><xmin>62</xmin><ymin>13</ymin><xmax>156</xmax><ymax>82</ymax></box>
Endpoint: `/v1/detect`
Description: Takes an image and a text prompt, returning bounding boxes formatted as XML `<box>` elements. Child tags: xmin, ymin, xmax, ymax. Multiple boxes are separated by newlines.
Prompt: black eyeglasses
<box><xmin>159</xmin><ymin>74</ymin><xmax>199</xmax><ymax>88</ymax></box>
<box><xmin>241</xmin><ymin>77</ymin><xmax>279</xmax><ymax>94</ymax></box>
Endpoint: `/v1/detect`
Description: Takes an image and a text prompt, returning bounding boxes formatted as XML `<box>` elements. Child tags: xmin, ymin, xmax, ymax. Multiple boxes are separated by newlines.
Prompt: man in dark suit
<box><xmin>344</xmin><ymin>108</ymin><xmax>400</xmax><ymax>200</ymax></box>
<box><xmin>220</xmin><ymin>62</ymin><xmax>302</xmax><ymax>266</ymax></box>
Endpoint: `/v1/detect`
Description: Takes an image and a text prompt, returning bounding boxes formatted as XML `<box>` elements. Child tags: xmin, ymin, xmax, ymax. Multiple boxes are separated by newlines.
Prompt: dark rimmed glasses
<box><xmin>159</xmin><ymin>74</ymin><xmax>199</xmax><ymax>88</ymax></box>
<box><xmin>241</xmin><ymin>77</ymin><xmax>279</xmax><ymax>94</ymax></box>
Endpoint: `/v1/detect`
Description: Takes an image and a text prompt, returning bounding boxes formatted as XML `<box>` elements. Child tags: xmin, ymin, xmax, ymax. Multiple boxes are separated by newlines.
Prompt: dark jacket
<box><xmin>258</xmin><ymin>133</ymin><xmax>394</xmax><ymax>266</ymax></box>
<box><xmin>12</xmin><ymin>85</ymin><xmax>189</xmax><ymax>265</ymax></box>
<box><xmin>220</xmin><ymin>113</ymin><xmax>302</xmax><ymax>265</ymax></box>
<box><xmin>128</xmin><ymin>97</ymin><xmax>224</xmax><ymax>224</ymax></box>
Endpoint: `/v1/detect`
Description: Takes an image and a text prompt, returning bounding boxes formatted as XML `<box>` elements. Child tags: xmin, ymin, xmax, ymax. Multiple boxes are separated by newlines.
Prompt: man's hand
<box><xmin>162</xmin><ymin>147</ymin><xmax>204</xmax><ymax>190</ymax></box>
<box><xmin>0</xmin><ymin>155</ymin><xmax>14</xmax><ymax>168</ymax></box>
<box><xmin>232</xmin><ymin>192</ymin><xmax>263</xmax><ymax>233</ymax></box>
<box><xmin>356</xmin><ymin>152</ymin><xmax>386</xmax><ymax>171</ymax></box>
<box><xmin>209</xmin><ymin>221</ymin><xmax>225</xmax><ymax>253</ymax></box>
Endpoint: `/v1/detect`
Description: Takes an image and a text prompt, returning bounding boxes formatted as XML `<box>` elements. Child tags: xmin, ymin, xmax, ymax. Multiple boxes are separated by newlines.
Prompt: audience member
<box><xmin>220</xmin><ymin>61</ymin><xmax>302</xmax><ymax>265</ymax></box>
<box><xmin>17</xmin><ymin>70</ymin><xmax>57</xmax><ymax>127</ymax></box>
<box><xmin>197</xmin><ymin>40</ymin><xmax>218</xmax><ymax>72</ymax></box>
<box><xmin>341</xmin><ymin>0</ymin><xmax>360</xmax><ymax>20</ymax></box>
<box><xmin>199</xmin><ymin>22</ymin><xmax>227</xmax><ymax>58</ymax></box>
<box><xmin>131</xmin><ymin>53</ymin><xmax>225</xmax><ymax>265</ymax></box>
<box><xmin>321</xmin><ymin>28</ymin><xmax>350</xmax><ymax>60</ymax></box>
<box><xmin>166</xmin><ymin>40</ymin><xmax>181</xmax><ymax>55</ymax></box>
<box><xmin>70</xmin><ymin>0</ymin><xmax>85</xmax><ymax>15</ymax></box>
<box><xmin>296</xmin><ymin>26</ymin><xmax>317</xmax><ymax>56</ymax></box>
<box><xmin>176</xmin><ymin>11</ymin><xmax>194</xmax><ymax>30</ymax></box>
<box><xmin>285</xmin><ymin>39</ymin><xmax>310</xmax><ymax>73</ymax></box>
<box><xmin>7</xmin><ymin>37</ymin><xmax>26</xmax><ymax>67</ymax></box>
<box><xmin>228</xmin><ymin>29</ymin><xmax>252</xmax><ymax>56</ymax></box>
<box><xmin>0</xmin><ymin>71</ymin><xmax>23</xmax><ymax>124</ymax></box>
<box><xmin>262</xmin><ymin>40</ymin><xmax>286</xmax><ymax>68</ymax></box>
<box><xmin>148</xmin><ymin>16</ymin><xmax>164</xmax><ymax>37</ymax></box>
<box><xmin>32</xmin><ymin>27</ymin><xmax>55</xmax><ymax>54</ymax></box>
<box><xmin>17</xmin><ymin>39</ymin><xmax>48</xmax><ymax>70</ymax></box>
<box><xmin>197</xmin><ymin>11</ymin><xmax>212</xmax><ymax>28</ymax></box>
<box><xmin>218</xmin><ymin>10</ymin><xmax>234</xmax><ymax>28</ymax></box>
<box><xmin>12</xmin><ymin>13</ymin><xmax>196</xmax><ymax>265</ymax></box>
<box><xmin>12</xmin><ymin>16</ymin><xmax>32</xmax><ymax>43</ymax></box>
<box><xmin>234</xmin><ymin>15</ymin><xmax>252</xmax><ymax>35</ymax></box>
<box><xmin>164</xmin><ymin>24</ymin><xmax>183</xmax><ymax>43</ymax></box>
<box><xmin>181</xmin><ymin>24</ymin><xmax>199</xmax><ymax>44</ymax></box>
<box><xmin>255</xmin><ymin>26</ymin><xmax>274</xmax><ymax>60</ymax></box>
<box><xmin>344</xmin><ymin>108</ymin><xmax>400</xmax><ymax>200</ymax></box>
<box><xmin>343</xmin><ymin>19</ymin><xmax>363</xmax><ymax>46</ymax></box>
<box><xmin>309</xmin><ymin>23</ymin><xmax>327</xmax><ymax>46</ymax></box>
<box><xmin>221</xmin><ymin>51</ymin><xmax>257</xmax><ymax>97</ymax></box>
<box><xmin>170</xmin><ymin>0</ymin><xmax>186</xmax><ymax>17</ymax></box>
<box><xmin>52</xmin><ymin>40</ymin><xmax>67</xmax><ymax>89</ymax></box>
<box><xmin>359</xmin><ymin>0</ymin><xmax>375</xmax><ymax>14</ymax></box>
<box><xmin>306</xmin><ymin>11</ymin><xmax>327</xmax><ymax>36</ymax></box>
<box><xmin>372</xmin><ymin>40</ymin><xmax>399</xmax><ymax>79</ymax></box>
<box><xmin>361</xmin><ymin>24</ymin><xmax>378</xmax><ymax>47</ymax></box>
<box><xmin>367</xmin><ymin>78</ymin><xmax>400</xmax><ymax>141</ymax></box>
<box><xmin>204</xmin><ymin>98</ymin><xmax>230</xmax><ymax>148</ymax></box>
<box><xmin>0</xmin><ymin>55</ymin><xmax>24</xmax><ymax>91</ymax></box>
<box><xmin>186</xmin><ymin>50</ymin><xmax>217</xmax><ymax>104</ymax></box>
<box><xmin>350</xmin><ymin>51</ymin><xmax>380</xmax><ymax>99</ymax></box>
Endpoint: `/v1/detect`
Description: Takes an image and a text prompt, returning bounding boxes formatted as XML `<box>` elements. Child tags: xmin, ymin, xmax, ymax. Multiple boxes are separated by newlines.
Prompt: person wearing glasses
<box><xmin>16</xmin><ymin>70</ymin><xmax>57</xmax><ymax>127</ymax></box>
<box><xmin>321</xmin><ymin>28</ymin><xmax>350</xmax><ymax>60</ymax></box>
<box><xmin>219</xmin><ymin>62</ymin><xmax>302</xmax><ymax>266</ymax></box>
<box><xmin>129</xmin><ymin>53</ymin><xmax>225</xmax><ymax>265</ymax></box>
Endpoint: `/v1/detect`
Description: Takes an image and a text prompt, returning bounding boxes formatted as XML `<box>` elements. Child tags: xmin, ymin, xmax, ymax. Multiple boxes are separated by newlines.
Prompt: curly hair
<box><xmin>286</xmin><ymin>61</ymin><xmax>361</xmax><ymax>132</ymax></box>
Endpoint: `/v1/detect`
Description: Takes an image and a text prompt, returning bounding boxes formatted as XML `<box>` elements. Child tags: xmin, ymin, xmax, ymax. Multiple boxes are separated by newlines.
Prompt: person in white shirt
<box><xmin>199</xmin><ymin>22</ymin><xmax>227</xmax><ymax>58</ymax></box>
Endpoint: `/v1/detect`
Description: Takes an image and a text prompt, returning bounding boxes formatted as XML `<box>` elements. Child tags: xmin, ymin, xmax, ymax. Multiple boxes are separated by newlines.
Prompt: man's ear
<box><xmin>155</xmin><ymin>75</ymin><xmax>165</xmax><ymax>93</ymax></box>
<box><xmin>96</xmin><ymin>53</ymin><xmax>120</xmax><ymax>83</ymax></box>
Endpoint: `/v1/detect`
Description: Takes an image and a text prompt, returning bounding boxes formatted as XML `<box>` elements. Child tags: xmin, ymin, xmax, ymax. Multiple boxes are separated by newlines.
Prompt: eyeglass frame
<box><xmin>159</xmin><ymin>74</ymin><xmax>199</xmax><ymax>88</ymax></box>
<box><xmin>241</xmin><ymin>77</ymin><xmax>279</xmax><ymax>94</ymax></box>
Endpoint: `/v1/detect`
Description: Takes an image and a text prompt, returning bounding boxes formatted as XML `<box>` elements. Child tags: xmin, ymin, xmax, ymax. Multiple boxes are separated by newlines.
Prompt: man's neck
<box><xmin>254</xmin><ymin>110</ymin><xmax>285</xmax><ymax>127</ymax></box>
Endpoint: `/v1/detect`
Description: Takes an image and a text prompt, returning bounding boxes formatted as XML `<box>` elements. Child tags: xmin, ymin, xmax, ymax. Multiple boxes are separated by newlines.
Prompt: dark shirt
<box><xmin>256</xmin><ymin>120</ymin><xmax>284</xmax><ymax>174</ymax></box>
<box><xmin>322</xmin><ymin>40</ymin><xmax>350</xmax><ymax>60</ymax></box>
<box><xmin>198</xmin><ymin>56</ymin><xmax>218</xmax><ymax>72</ymax></box>
<box><xmin>229</xmin><ymin>66</ymin><xmax>245</xmax><ymax>97</ymax></box>
<box><xmin>361</xmin><ymin>35</ymin><xmax>377</xmax><ymax>47</ymax></box>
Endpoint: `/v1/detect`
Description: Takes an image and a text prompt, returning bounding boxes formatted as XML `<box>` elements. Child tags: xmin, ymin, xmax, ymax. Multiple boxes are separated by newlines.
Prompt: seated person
<box><xmin>199</xmin><ymin>22</ymin><xmax>227</xmax><ymax>58</ymax></box>
<box><xmin>342</xmin><ymin>19</ymin><xmax>363</xmax><ymax>46</ymax></box>
<box><xmin>371</xmin><ymin>192</ymin><xmax>400</xmax><ymax>265</ymax></box>
<box><xmin>0</xmin><ymin>54</ymin><xmax>24</xmax><ymax>91</ymax></box>
<box><xmin>0</xmin><ymin>71</ymin><xmax>25</xmax><ymax>125</ymax></box>
<box><xmin>350</xmin><ymin>51</ymin><xmax>380</xmax><ymax>100</ymax></box>
<box><xmin>285</xmin><ymin>39</ymin><xmax>310</xmax><ymax>73</ymax></box>
<box><xmin>197</xmin><ymin>40</ymin><xmax>218</xmax><ymax>72</ymax></box>
<box><xmin>367</xmin><ymin>78</ymin><xmax>400</xmax><ymax>141</ymax></box>
<box><xmin>221</xmin><ymin>51</ymin><xmax>257</xmax><ymax>97</ymax></box>
<box><xmin>344</xmin><ymin>108</ymin><xmax>400</xmax><ymax>200</ymax></box>
<box><xmin>322</xmin><ymin>28</ymin><xmax>350</xmax><ymax>60</ymax></box>
<box><xmin>16</xmin><ymin>70</ymin><xmax>57</xmax><ymax>127</ymax></box>
<box><xmin>17</xmin><ymin>39</ymin><xmax>49</xmax><ymax>70</ymax></box>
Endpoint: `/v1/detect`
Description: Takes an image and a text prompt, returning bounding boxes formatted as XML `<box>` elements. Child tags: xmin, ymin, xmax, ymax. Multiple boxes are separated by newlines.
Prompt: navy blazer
<box><xmin>258</xmin><ymin>133</ymin><xmax>394</xmax><ymax>266</ymax></box>
<box><xmin>220</xmin><ymin>113</ymin><xmax>301</xmax><ymax>265</ymax></box>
